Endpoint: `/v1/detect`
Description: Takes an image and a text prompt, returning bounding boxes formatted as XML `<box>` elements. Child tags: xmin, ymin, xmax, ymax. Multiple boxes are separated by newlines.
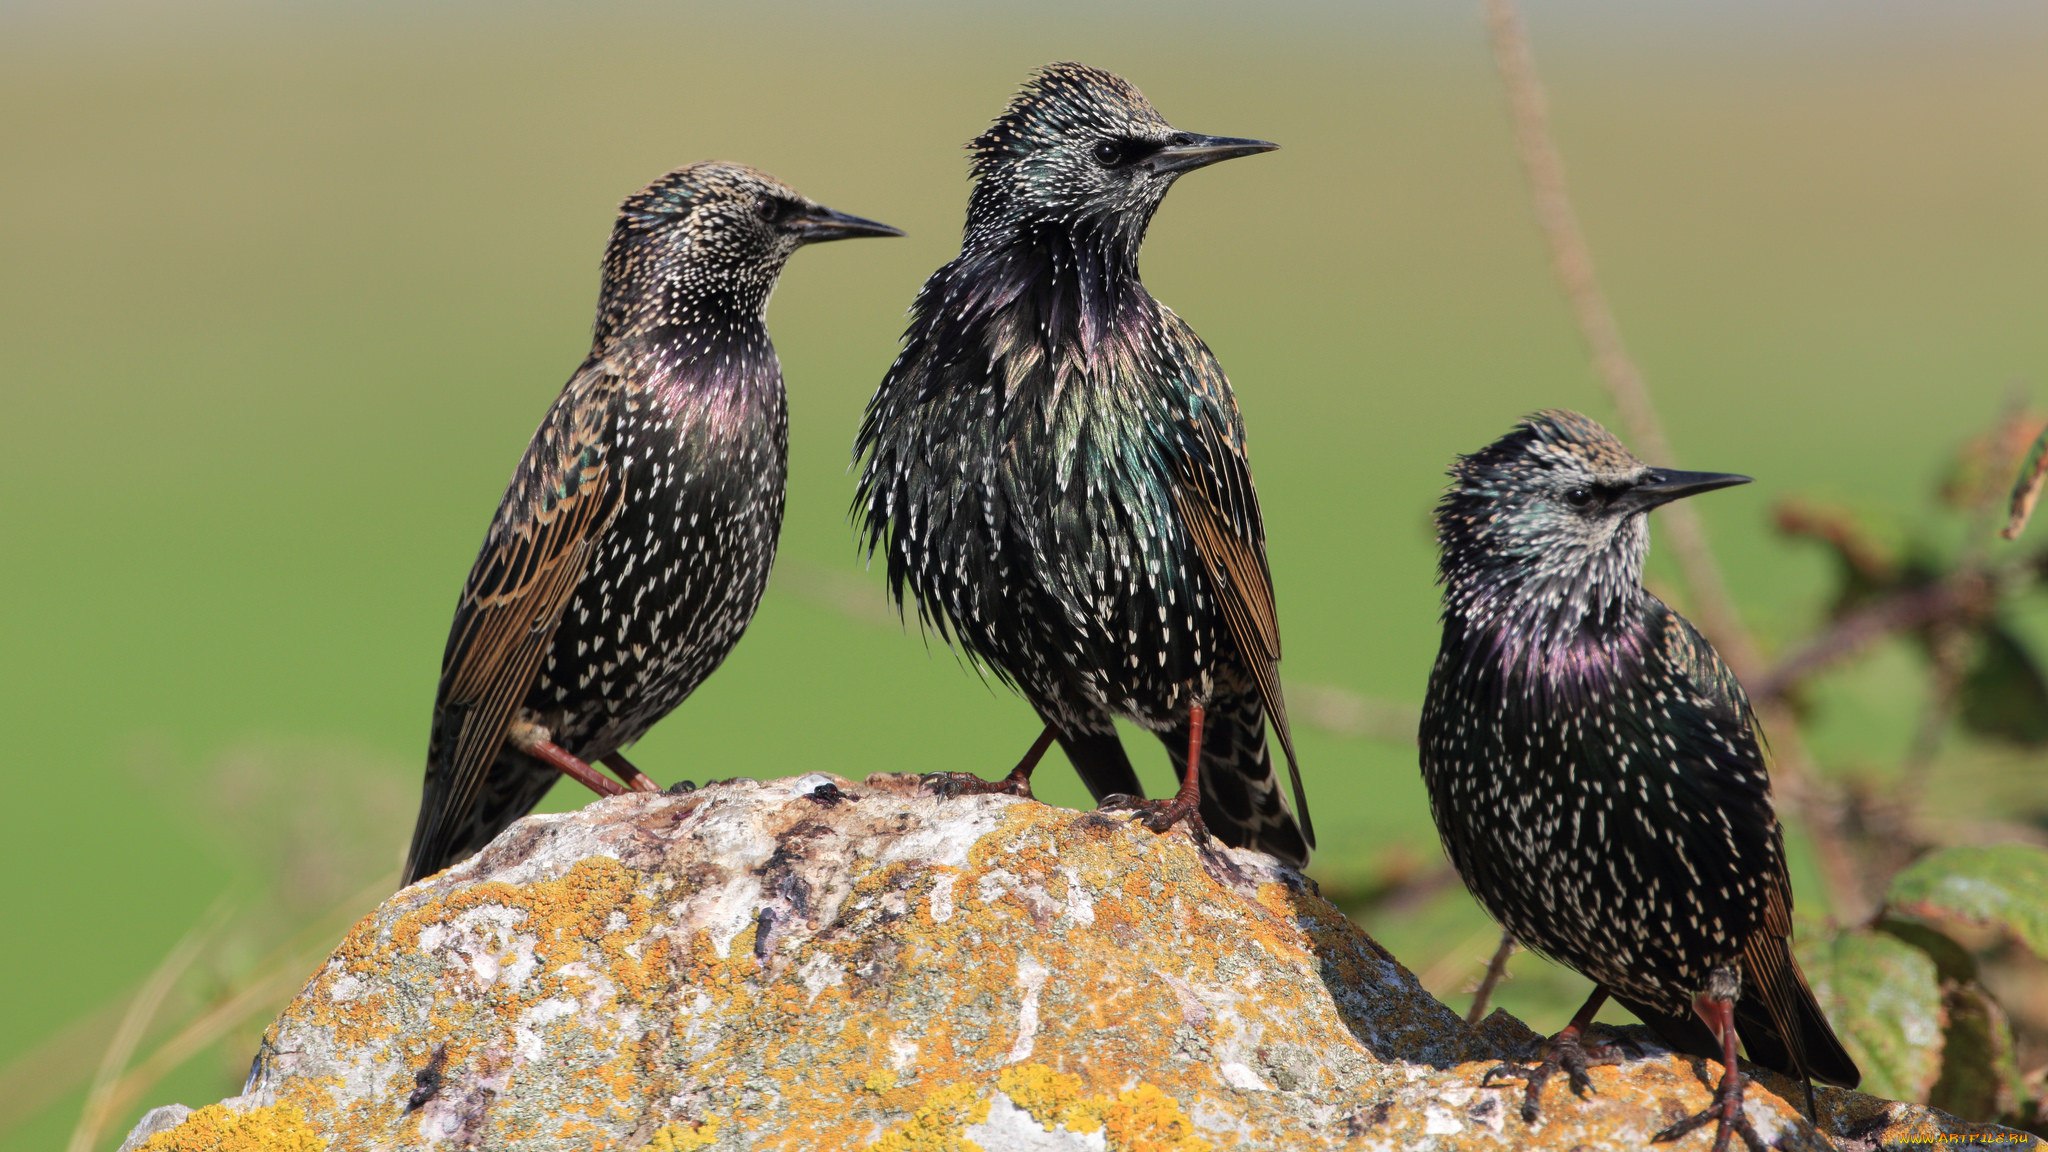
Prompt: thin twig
<box><xmin>66</xmin><ymin>898</ymin><xmax>233</xmax><ymax>1152</ymax></box>
<box><xmin>1480</xmin><ymin>0</ymin><xmax>1758</xmax><ymax>680</ymax></box>
<box><xmin>1420</xmin><ymin>923</ymin><xmax>1513</xmax><ymax>994</ymax></box>
<box><xmin>1481</xmin><ymin>0</ymin><xmax>1862</xmax><ymax>921</ymax></box>
<box><xmin>1466</xmin><ymin>931</ymin><xmax>1518</xmax><ymax>1026</ymax></box>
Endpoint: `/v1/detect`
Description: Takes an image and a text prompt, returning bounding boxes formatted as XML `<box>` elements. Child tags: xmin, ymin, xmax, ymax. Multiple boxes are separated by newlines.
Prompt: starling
<box><xmin>852</xmin><ymin>62</ymin><xmax>1312</xmax><ymax>866</ymax></box>
<box><xmin>402</xmin><ymin>162</ymin><xmax>899</xmax><ymax>886</ymax></box>
<box><xmin>1420</xmin><ymin>411</ymin><xmax>1858</xmax><ymax>1150</ymax></box>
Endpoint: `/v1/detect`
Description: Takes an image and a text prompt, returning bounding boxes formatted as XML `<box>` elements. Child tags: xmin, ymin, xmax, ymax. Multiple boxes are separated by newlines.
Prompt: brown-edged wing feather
<box><xmin>1161</xmin><ymin>311</ymin><xmax>1312</xmax><ymax>849</ymax></box>
<box><xmin>403</xmin><ymin>363</ymin><xmax>624</xmax><ymax>884</ymax></box>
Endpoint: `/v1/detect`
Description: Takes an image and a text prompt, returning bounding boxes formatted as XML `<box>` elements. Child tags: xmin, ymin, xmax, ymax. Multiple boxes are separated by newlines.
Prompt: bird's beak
<box><xmin>1630</xmin><ymin>469</ymin><xmax>1752</xmax><ymax>511</ymax></box>
<box><xmin>791</xmin><ymin>205</ymin><xmax>904</xmax><ymax>244</ymax></box>
<box><xmin>1139</xmin><ymin>134</ymin><xmax>1280</xmax><ymax>176</ymax></box>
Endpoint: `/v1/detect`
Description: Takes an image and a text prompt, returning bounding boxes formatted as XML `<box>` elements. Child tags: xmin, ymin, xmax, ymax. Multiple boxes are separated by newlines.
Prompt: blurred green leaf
<box><xmin>1928</xmin><ymin>980</ymin><xmax>2023</xmax><ymax>1122</ymax></box>
<box><xmin>1887</xmin><ymin>844</ymin><xmax>2048</xmax><ymax>960</ymax></box>
<box><xmin>1956</xmin><ymin>624</ymin><xmax>2048</xmax><ymax>746</ymax></box>
<box><xmin>1803</xmin><ymin>929</ymin><xmax>1945</xmax><ymax>1103</ymax></box>
<box><xmin>1876</xmin><ymin>916</ymin><xmax>1979</xmax><ymax>983</ymax></box>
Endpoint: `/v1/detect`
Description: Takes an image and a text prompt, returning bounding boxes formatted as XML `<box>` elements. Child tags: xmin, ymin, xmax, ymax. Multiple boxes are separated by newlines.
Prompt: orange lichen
<box><xmin>133</xmin><ymin>1103</ymin><xmax>327</xmax><ymax>1152</ymax></box>
<box><xmin>144</xmin><ymin>782</ymin><xmax>2004</xmax><ymax>1152</ymax></box>
<box><xmin>1100</xmin><ymin>1083</ymin><xmax>1214</xmax><ymax>1152</ymax></box>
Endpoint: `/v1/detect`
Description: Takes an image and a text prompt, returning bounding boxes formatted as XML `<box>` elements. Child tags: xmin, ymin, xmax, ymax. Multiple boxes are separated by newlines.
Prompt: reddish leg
<box><xmin>1484</xmin><ymin>986</ymin><xmax>1621</xmax><ymax>1123</ymax></box>
<box><xmin>507</xmin><ymin>719</ymin><xmax>625</xmax><ymax>798</ymax></box>
<box><xmin>1653</xmin><ymin>993</ymin><xmax>1761</xmax><ymax>1152</ymax></box>
<box><xmin>1107</xmin><ymin>702</ymin><xmax>1207</xmax><ymax>837</ymax></box>
<box><xmin>925</xmin><ymin>723</ymin><xmax>1057</xmax><ymax>799</ymax></box>
<box><xmin>600</xmin><ymin>752</ymin><xmax>663</xmax><ymax>794</ymax></box>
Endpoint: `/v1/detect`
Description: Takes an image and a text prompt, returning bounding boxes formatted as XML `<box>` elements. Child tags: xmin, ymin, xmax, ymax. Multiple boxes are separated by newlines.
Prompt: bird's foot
<box><xmin>1652</xmin><ymin>1066</ymin><xmax>1762</xmax><ymax>1152</ymax></box>
<box><xmin>1099</xmin><ymin>792</ymin><xmax>1207</xmax><ymax>839</ymax></box>
<box><xmin>1482</xmin><ymin>1027</ymin><xmax>1620</xmax><ymax>1124</ymax></box>
<box><xmin>921</xmin><ymin>770</ymin><xmax>1033</xmax><ymax>800</ymax></box>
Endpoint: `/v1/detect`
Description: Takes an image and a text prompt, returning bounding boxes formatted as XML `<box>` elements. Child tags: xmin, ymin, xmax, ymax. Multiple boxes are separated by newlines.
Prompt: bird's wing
<box><xmin>407</xmin><ymin>363</ymin><xmax>624</xmax><ymax>880</ymax></box>
<box><xmin>1161</xmin><ymin>311</ymin><xmax>1312</xmax><ymax>849</ymax></box>
<box><xmin>1650</xmin><ymin>608</ymin><xmax>1857</xmax><ymax>1091</ymax></box>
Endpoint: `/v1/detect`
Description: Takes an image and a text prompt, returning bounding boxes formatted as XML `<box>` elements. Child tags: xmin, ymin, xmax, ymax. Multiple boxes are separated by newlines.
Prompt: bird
<box><xmin>401</xmin><ymin>162</ymin><xmax>899</xmax><ymax>887</ymax></box>
<box><xmin>1419</xmin><ymin>410</ymin><xmax>1858</xmax><ymax>1151</ymax></box>
<box><xmin>852</xmin><ymin>62</ymin><xmax>1312</xmax><ymax>866</ymax></box>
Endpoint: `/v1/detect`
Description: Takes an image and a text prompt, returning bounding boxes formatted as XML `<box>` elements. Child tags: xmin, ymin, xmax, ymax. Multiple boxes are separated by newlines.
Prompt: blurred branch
<box><xmin>1482</xmin><ymin>0</ymin><xmax>1870</xmax><ymax>921</ymax></box>
<box><xmin>1466</xmin><ymin>932</ymin><xmax>1518</xmax><ymax>1026</ymax></box>
<box><xmin>1751</xmin><ymin>573</ymin><xmax>1995</xmax><ymax>705</ymax></box>
<box><xmin>1480</xmin><ymin>0</ymin><xmax>1759</xmax><ymax>682</ymax></box>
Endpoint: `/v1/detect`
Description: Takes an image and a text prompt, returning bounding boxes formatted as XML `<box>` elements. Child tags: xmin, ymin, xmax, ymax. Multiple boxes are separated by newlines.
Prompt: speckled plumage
<box><xmin>853</xmin><ymin>63</ymin><xmax>1311</xmax><ymax>865</ymax></box>
<box><xmin>403</xmin><ymin>163</ymin><xmax>897</xmax><ymax>886</ymax></box>
<box><xmin>1420</xmin><ymin>411</ymin><xmax>1856</xmax><ymax>1142</ymax></box>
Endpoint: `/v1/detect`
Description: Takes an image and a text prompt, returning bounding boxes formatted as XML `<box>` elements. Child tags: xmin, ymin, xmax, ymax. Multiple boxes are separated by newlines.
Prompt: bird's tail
<box><xmin>1161</xmin><ymin>692</ymin><xmax>1310</xmax><ymax>868</ymax></box>
<box><xmin>1740</xmin><ymin>934</ymin><xmax>1862</xmax><ymax>1098</ymax></box>
<box><xmin>1052</xmin><ymin>723</ymin><xmax>1146</xmax><ymax>804</ymax></box>
<box><xmin>402</xmin><ymin>742</ymin><xmax>558</xmax><ymax>887</ymax></box>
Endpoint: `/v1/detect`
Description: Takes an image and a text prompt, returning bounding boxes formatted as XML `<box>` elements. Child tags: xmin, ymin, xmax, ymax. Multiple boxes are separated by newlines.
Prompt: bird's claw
<box><xmin>921</xmin><ymin>771</ymin><xmax>1032</xmax><ymax>800</ymax></box>
<box><xmin>1651</xmin><ymin>1069</ymin><xmax>1761</xmax><ymax>1152</ymax></box>
<box><xmin>1483</xmin><ymin>1030</ymin><xmax>1618</xmax><ymax>1125</ymax></box>
<box><xmin>1098</xmin><ymin>793</ymin><xmax>1205</xmax><ymax>838</ymax></box>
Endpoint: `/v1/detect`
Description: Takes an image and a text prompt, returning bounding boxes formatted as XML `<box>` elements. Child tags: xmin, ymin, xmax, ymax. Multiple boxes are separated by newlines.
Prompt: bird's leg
<box><xmin>1652</xmin><ymin>989</ymin><xmax>1764</xmax><ymax>1152</ymax></box>
<box><xmin>925</xmin><ymin>723</ymin><xmax>1056</xmax><ymax>799</ymax></box>
<box><xmin>507</xmin><ymin>718</ymin><xmax>625</xmax><ymax>798</ymax></box>
<box><xmin>1483</xmin><ymin>986</ymin><xmax>1621</xmax><ymax>1123</ymax></box>
<box><xmin>1106</xmin><ymin>702</ymin><xmax>1208</xmax><ymax>838</ymax></box>
<box><xmin>599</xmin><ymin>752</ymin><xmax>663</xmax><ymax>794</ymax></box>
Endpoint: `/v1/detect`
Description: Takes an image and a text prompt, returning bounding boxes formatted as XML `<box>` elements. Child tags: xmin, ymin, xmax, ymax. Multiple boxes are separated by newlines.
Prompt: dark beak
<box><xmin>1630</xmin><ymin>468</ymin><xmax>1752</xmax><ymax>512</ymax></box>
<box><xmin>1139</xmin><ymin>133</ymin><xmax>1279</xmax><ymax>176</ymax></box>
<box><xmin>791</xmin><ymin>205</ymin><xmax>904</xmax><ymax>244</ymax></box>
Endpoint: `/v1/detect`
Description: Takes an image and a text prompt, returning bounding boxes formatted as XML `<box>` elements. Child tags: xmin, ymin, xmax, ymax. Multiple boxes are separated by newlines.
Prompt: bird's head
<box><xmin>597</xmin><ymin>161</ymin><xmax>899</xmax><ymax>343</ymax></box>
<box><xmin>965</xmin><ymin>62</ymin><xmax>1276</xmax><ymax>251</ymax></box>
<box><xmin>1435</xmin><ymin>410</ymin><xmax>1750</xmax><ymax>625</ymax></box>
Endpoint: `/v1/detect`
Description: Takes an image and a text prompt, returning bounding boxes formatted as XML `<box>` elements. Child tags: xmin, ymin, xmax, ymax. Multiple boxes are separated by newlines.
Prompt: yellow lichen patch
<box><xmin>134</xmin><ymin>1102</ymin><xmax>327</xmax><ymax>1152</ymax></box>
<box><xmin>995</xmin><ymin>1063</ymin><xmax>1104</xmax><ymax>1133</ymax></box>
<box><xmin>388</xmin><ymin>855</ymin><xmax>648</xmax><ymax>961</ymax></box>
<box><xmin>990</xmin><ymin>1066</ymin><xmax>1210</xmax><ymax>1152</ymax></box>
<box><xmin>868</xmin><ymin>1081</ymin><xmax>993</xmax><ymax>1152</ymax></box>
<box><xmin>1100</xmin><ymin>1083</ymin><xmax>1213</xmax><ymax>1152</ymax></box>
<box><xmin>648</xmin><ymin>1118</ymin><xmax>722</xmax><ymax>1151</ymax></box>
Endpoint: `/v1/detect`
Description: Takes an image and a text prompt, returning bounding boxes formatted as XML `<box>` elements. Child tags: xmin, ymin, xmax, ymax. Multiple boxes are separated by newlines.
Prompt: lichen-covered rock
<box><xmin>125</xmin><ymin>774</ymin><xmax>2021</xmax><ymax>1150</ymax></box>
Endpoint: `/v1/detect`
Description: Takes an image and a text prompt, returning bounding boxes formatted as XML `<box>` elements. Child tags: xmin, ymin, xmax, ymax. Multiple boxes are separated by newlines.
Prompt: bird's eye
<box><xmin>1091</xmin><ymin>139</ymin><xmax>1127</xmax><ymax>167</ymax></box>
<box><xmin>1563</xmin><ymin>487</ymin><xmax>1594</xmax><ymax>508</ymax></box>
<box><xmin>756</xmin><ymin>198</ymin><xmax>793</xmax><ymax>225</ymax></box>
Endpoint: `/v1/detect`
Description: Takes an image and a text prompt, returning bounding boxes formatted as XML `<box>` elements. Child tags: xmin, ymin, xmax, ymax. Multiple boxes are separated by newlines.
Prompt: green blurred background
<box><xmin>4</xmin><ymin>1</ymin><xmax>2046</xmax><ymax>1146</ymax></box>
